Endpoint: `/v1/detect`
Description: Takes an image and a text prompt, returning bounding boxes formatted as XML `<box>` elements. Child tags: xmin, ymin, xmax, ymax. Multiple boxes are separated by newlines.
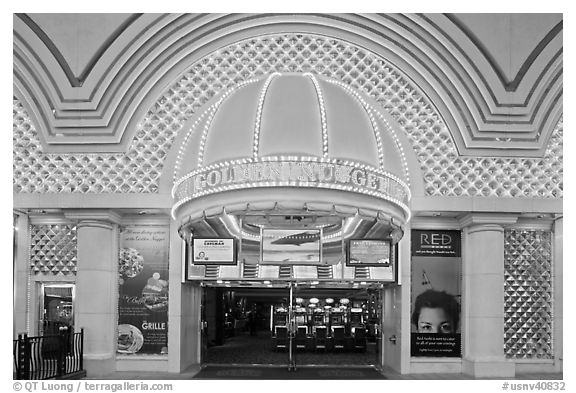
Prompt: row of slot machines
<box><xmin>271</xmin><ymin>305</ymin><xmax>368</xmax><ymax>351</ymax></box>
<box><xmin>271</xmin><ymin>305</ymin><xmax>366</xmax><ymax>337</ymax></box>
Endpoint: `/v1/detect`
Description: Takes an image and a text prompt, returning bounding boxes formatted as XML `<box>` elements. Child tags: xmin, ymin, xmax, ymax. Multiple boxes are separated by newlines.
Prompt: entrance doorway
<box><xmin>39</xmin><ymin>283</ymin><xmax>75</xmax><ymax>335</ymax></box>
<box><xmin>200</xmin><ymin>281</ymin><xmax>383</xmax><ymax>369</ymax></box>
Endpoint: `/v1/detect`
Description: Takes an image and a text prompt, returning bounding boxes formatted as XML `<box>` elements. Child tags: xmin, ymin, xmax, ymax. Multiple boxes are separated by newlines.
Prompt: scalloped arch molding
<box><xmin>13</xmin><ymin>13</ymin><xmax>562</xmax><ymax>158</ymax></box>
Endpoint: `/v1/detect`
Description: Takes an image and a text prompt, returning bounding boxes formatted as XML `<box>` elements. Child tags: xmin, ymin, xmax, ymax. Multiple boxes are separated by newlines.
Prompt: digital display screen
<box><xmin>191</xmin><ymin>238</ymin><xmax>236</xmax><ymax>265</ymax></box>
<box><xmin>347</xmin><ymin>239</ymin><xmax>394</xmax><ymax>267</ymax></box>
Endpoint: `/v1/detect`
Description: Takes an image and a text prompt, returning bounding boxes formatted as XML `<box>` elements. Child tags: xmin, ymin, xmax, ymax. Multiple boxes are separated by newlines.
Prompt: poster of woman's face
<box><xmin>411</xmin><ymin>288</ymin><xmax>460</xmax><ymax>334</ymax></box>
<box><xmin>410</xmin><ymin>230</ymin><xmax>462</xmax><ymax>357</ymax></box>
<box><xmin>410</xmin><ymin>257</ymin><xmax>462</xmax><ymax>334</ymax></box>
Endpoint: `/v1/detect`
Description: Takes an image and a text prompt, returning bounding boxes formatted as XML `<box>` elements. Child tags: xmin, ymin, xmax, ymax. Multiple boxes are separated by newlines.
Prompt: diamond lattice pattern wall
<box><xmin>13</xmin><ymin>34</ymin><xmax>563</xmax><ymax>198</ymax></box>
<box><xmin>504</xmin><ymin>229</ymin><xmax>553</xmax><ymax>359</ymax></box>
<box><xmin>30</xmin><ymin>224</ymin><xmax>77</xmax><ymax>275</ymax></box>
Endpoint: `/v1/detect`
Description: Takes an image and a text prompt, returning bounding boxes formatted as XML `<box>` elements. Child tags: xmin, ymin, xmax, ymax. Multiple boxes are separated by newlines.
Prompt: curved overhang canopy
<box><xmin>176</xmin><ymin>196</ymin><xmax>406</xmax><ymax>243</ymax></box>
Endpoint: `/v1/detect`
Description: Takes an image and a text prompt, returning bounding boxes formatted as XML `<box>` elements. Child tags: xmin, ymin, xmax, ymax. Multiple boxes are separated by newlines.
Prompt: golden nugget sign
<box><xmin>173</xmin><ymin>157</ymin><xmax>410</xmax><ymax>213</ymax></box>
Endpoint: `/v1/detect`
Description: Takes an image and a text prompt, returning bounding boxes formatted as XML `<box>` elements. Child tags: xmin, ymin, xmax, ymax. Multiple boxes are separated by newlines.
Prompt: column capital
<box><xmin>458</xmin><ymin>213</ymin><xmax>518</xmax><ymax>230</ymax></box>
<box><xmin>28</xmin><ymin>214</ymin><xmax>70</xmax><ymax>226</ymax></box>
<box><xmin>410</xmin><ymin>216</ymin><xmax>460</xmax><ymax>230</ymax></box>
<box><xmin>64</xmin><ymin>209</ymin><xmax>122</xmax><ymax>227</ymax></box>
<box><xmin>554</xmin><ymin>215</ymin><xmax>563</xmax><ymax>229</ymax></box>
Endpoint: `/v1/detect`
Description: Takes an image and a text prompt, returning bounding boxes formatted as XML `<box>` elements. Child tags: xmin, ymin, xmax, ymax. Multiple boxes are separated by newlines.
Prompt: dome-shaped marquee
<box><xmin>172</xmin><ymin>72</ymin><xmax>411</xmax><ymax>231</ymax></box>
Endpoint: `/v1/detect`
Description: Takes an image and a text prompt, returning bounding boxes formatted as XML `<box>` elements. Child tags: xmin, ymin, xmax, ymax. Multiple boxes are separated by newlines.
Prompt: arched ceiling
<box><xmin>448</xmin><ymin>13</ymin><xmax>561</xmax><ymax>87</ymax></box>
<box><xmin>13</xmin><ymin>13</ymin><xmax>562</xmax><ymax>157</ymax></box>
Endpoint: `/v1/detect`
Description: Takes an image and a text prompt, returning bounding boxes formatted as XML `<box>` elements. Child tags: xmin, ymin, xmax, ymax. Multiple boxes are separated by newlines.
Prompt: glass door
<box><xmin>368</xmin><ymin>288</ymin><xmax>384</xmax><ymax>369</ymax></box>
<box><xmin>287</xmin><ymin>282</ymin><xmax>325</xmax><ymax>370</ymax></box>
<box><xmin>200</xmin><ymin>286</ymin><xmax>208</xmax><ymax>363</ymax></box>
<box><xmin>287</xmin><ymin>282</ymin><xmax>297</xmax><ymax>370</ymax></box>
<box><xmin>283</xmin><ymin>281</ymin><xmax>308</xmax><ymax>371</ymax></box>
<box><xmin>268</xmin><ymin>282</ymin><xmax>304</xmax><ymax>370</ymax></box>
<box><xmin>39</xmin><ymin>283</ymin><xmax>75</xmax><ymax>335</ymax></box>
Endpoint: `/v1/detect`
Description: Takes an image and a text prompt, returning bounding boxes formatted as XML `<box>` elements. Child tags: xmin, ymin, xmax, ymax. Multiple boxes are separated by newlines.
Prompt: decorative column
<box><xmin>173</xmin><ymin>226</ymin><xmax>203</xmax><ymax>370</ymax></box>
<box><xmin>13</xmin><ymin>212</ymin><xmax>30</xmax><ymax>336</ymax></box>
<box><xmin>459</xmin><ymin>214</ymin><xmax>517</xmax><ymax>378</ymax></box>
<box><xmin>553</xmin><ymin>216</ymin><xmax>562</xmax><ymax>372</ymax></box>
<box><xmin>65</xmin><ymin>210</ymin><xmax>121</xmax><ymax>377</ymax></box>
<box><xmin>167</xmin><ymin>219</ymin><xmax>200</xmax><ymax>372</ymax></box>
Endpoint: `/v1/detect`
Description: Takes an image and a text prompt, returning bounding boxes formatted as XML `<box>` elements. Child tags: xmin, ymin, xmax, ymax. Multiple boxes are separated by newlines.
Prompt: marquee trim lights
<box><xmin>174</xmin><ymin>78</ymin><xmax>262</xmax><ymax>181</ymax></box>
<box><xmin>174</xmin><ymin>109</ymin><xmax>210</xmax><ymax>183</ymax></box>
<box><xmin>304</xmin><ymin>72</ymin><xmax>329</xmax><ymax>158</ymax></box>
<box><xmin>171</xmin><ymin>156</ymin><xmax>411</xmax><ymax>220</ymax></box>
<box><xmin>325</xmin><ymin>78</ymin><xmax>410</xmax><ymax>186</ymax></box>
<box><xmin>253</xmin><ymin>72</ymin><xmax>281</xmax><ymax>158</ymax></box>
<box><xmin>326</xmin><ymin>79</ymin><xmax>385</xmax><ymax>169</ymax></box>
<box><xmin>372</xmin><ymin>108</ymin><xmax>411</xmax><ymax>188</ymax></box>
<box><xmin>198</xmin><ymin>78</ymin><xmax>263</xmax><ymax>167</ymax></box>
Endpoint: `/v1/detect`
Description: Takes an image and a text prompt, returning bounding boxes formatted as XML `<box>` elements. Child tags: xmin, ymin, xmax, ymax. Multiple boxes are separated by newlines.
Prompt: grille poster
<box><xmin>118</xmin><ymin>226</ymin><xmax>169</xmax><ymax>355</ymax></box>
<box><xmin>411</xmin><ymin>230</ymin><xmax>462</xmax><ymax>357</ymax></box>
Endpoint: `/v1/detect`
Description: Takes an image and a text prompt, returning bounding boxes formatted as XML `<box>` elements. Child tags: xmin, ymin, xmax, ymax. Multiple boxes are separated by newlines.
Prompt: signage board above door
<box><xmin>172</xmin><ymin>156</ymin><xmax>411</xmax><ymax>221</ymax></box>
<box><xmin>192</xmin><ymin>238</ymin><xmax>237</xmax><ymax>265</ymax></box>
<box><xmin>411</xmin><ymin>230</ymin><xmax>461</xmax><ymax>258</ymax></box>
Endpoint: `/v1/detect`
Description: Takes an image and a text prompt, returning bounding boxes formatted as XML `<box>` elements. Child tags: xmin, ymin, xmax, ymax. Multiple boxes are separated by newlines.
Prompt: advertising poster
<box><xmin>261</xmin><ymin>229</ymin><xmax>322</xmax><ymax>264</ymax></box>
<box><xmin>410</xmin><ymin>230</ymin><xmax>461</xmax><ymax>357</ymax></box>
<box><xmin>117</xmin><ymin>226</ymin><xmax>169</xmax><ymax>355</ymax></box>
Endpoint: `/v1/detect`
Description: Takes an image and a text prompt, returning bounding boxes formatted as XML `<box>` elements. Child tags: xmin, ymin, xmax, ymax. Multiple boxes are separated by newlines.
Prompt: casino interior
<box><xmin>13</xmin><ymin>14</ymin><xmax>562</xmax><ymax>379</ymax></box>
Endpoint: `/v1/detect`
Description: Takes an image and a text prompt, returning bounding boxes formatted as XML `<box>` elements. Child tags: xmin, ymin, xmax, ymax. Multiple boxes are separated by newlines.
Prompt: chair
<box><xmin>314</xmin><ymin>326</ymin><xmax>327</xmax><ymax>351</ymax></box>
<box><xmin>332</xmin><ymin>326</ymin><xmax>346</xmax><ymax>351</ymax></box>
<box><xmin>352</xmin><ymin>327</ymin><xmax>367</xmax><ymax>352</ymax></box>
<box><xmin>274</xmin><ymin>326</ymin><xmax>288</xmax><ymax>351</ymax></box>
<box><xmin>295</xmin><ymin>326</ymin><xmax>307</xmax><ymax>350</ymax></box>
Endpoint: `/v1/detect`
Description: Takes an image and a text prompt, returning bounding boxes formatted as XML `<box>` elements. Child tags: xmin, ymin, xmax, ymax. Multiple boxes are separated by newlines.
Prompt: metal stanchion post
<box><xmin>288</xmin><ymin>282</ymin><xmax>296</xmax><ymax>371</ymax></box>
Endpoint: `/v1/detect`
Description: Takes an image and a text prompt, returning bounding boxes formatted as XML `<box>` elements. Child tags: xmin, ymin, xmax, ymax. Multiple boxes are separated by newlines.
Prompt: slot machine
<box><xmin>350</xmin><ymin>307</ymin><xmax>364</xmax><ymax>329</ymax></box>
<box><xmin>350</xmin><ymin>307</ymin><xmax>367</xmax><ymax>352</ymax></box>
<box><xmin>330</xmin><ymin>306</ymin><xmax>347</xmax><ymax>350</ymax></box>
<box><xmin>294</xmin><ymin>306</ymin><xmax>308</xmax><ymax>350</ymax></box>
<box><xmin>330</xmin><ymin>306</ymin><xmax>345</xmax><ymax>329</ymax></box>
<box><xmin>312</xmin><ymin>308</ymin><xmax>326</xmax><ymax>333</ymax></box>
<box><xmin>307</xmin><ymin>297</ymin><xmax>320</xmax><ymax>334</ymax></box>
<box><xmin>272</xmin><ymin>306</ymin><xmax>288</xmax><ymax>334</ymax></box>
<box><xmin>306</xmin><ymin>304</ymin><xmax>314</xmax><ymax>333</ymax></box>
<box><xmin>272</xmin><ymin>306</ymin><xmax>289</xmax><ymax>351</ymax></box>
<box><xmin>312</xmin><ymin>308</ymin><xmax>328</xmax><ymax>351</ymax></box>
<box><xmin>294</xmin><ymin>306</ymin><xmax>308</xmax><ymax>327</ymax></box>
<box><xmin>338</xmin><ymin>298</ymin><xmax>351</xmax><ymax>335</ymax></box>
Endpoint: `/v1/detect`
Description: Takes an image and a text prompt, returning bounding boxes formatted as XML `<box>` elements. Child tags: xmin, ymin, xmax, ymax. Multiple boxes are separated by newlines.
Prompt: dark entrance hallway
<box><xmin>202</xmin><ymin>285</ymin><xmax>382</xmax><ymax>367</ymax></box>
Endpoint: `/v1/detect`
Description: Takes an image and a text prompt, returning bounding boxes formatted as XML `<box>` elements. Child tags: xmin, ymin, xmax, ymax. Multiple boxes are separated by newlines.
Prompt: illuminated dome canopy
<box><xmin>172</xmin><ymin>72</ymin><xmax>411</xmax><ymax>232</ymax></box>
<box><xmin>174</xmin><ymin>72</ymin><xmax>408</xmax><ymax>178</ymax></box>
